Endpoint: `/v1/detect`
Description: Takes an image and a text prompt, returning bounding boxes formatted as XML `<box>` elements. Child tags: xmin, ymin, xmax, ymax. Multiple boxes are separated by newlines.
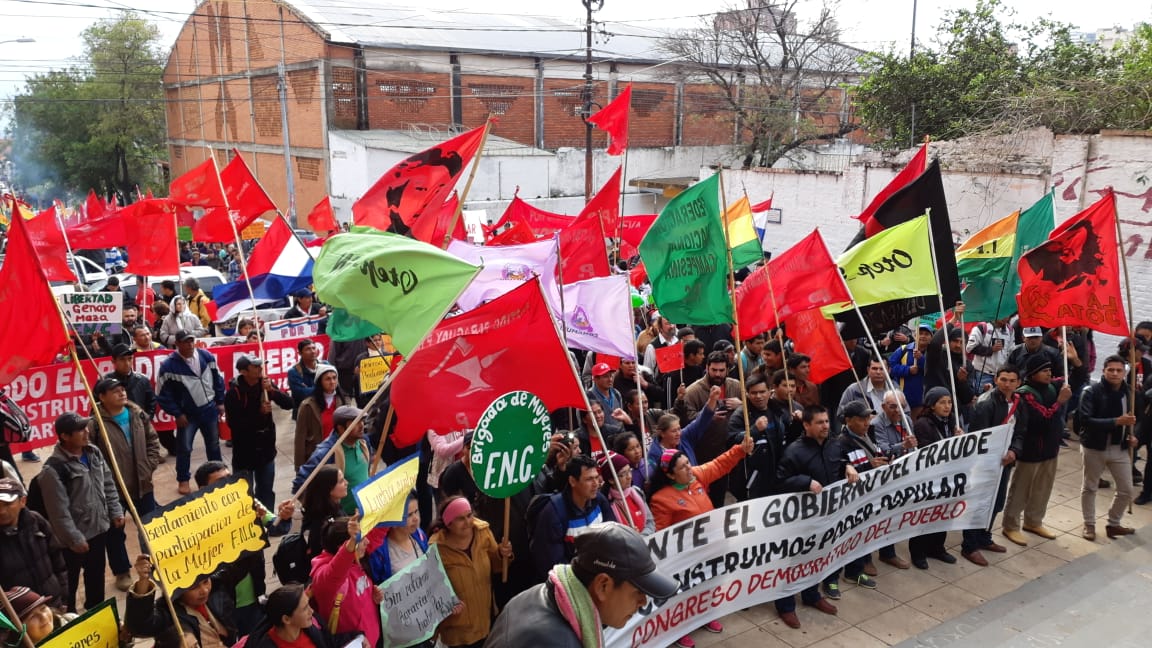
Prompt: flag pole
<box><xmin>924</xmin><ymin>209</ymin><xmax>960</xmax><ymax>428</ymax></box>
<box><xmin>762</xmin><ymin>271</ymin><xmax>797</xmax><ymax>416</ymax></box>
<box><xmin>717</xmin><ymin>171</ymin><xmax>754</xmax><ymax>440</ymax></box>
<box><xmin>1113</xmin><ymin>188</ymin><xmax>1138</xmax><ymax>513</ymax></box>
<box><xmin>211</xmin><ymin>154</ymin><xmax>266</xmax><ymax>362</ymax></box>
<box><xmin>613</xmin><ymin>97</ymin><xmax>632</xmax><ymax>269</ymax></box>
<box><xmin>440</xmin><ymin>117</ymin><xmax>494</xmax><ymax>250</ymax></box>
<box><xmin>52</xmin><ymin>204</ymin><xmax>84</xmax><ymax>291</ymax></box>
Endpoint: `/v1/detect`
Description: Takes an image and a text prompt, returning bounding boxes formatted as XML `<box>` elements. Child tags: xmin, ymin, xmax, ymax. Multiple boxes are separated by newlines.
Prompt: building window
<box><xmin>296</xmin><ymin>157</ymin><xmax>321</xmax><ymax>181</ymax></box>
<box><xmin>467</xmin><ymin>83</ymin><xmax>523</xmax><ymax>115</ymax></box>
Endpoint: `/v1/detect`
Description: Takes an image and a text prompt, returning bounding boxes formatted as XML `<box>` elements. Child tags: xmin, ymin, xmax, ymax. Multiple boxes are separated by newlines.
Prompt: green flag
<box><xmin>314</xmin><ymin>231</ymin><xmax>480</xmax><ymax>356</ymax></box>
<box><xmin>638</xmin><ymin>175</ymin><xmax>732</xmax><ymax>324</ymax></box>
<box><xmin>830</xmin><ymin>215</ymin><xmax>936</xmax><ymax>310</ymax></box>
<box><xmin>959</xmin><ymin>193</ymin><xmax>1054</xmax><ymax>321</ymax></box>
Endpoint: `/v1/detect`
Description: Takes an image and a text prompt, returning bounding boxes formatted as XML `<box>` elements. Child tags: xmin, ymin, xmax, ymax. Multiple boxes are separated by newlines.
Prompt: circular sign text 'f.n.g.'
<box><xmin>469</xmin><ymin>391</ymin><xmax>552</xmax><ymax>498</ymax></box>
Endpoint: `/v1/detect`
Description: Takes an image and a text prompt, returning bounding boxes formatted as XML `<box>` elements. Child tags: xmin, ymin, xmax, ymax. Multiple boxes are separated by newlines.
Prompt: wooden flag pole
<box><xmin>501</xmin><ymin>499</ymin><xmax>511</xmax><ymax>582</ymax></box>
<box><xmin>924</xmin><ymin>208</ymin><xmax>960</xmax><ymax>431</ymax></box>
<box><xmin>369</xmin><ymin>403</ymin><xmax>395</xmax><ymax>474</ymax></box>
<box><xmin>441</xmin><ymin>117</ymin><xmax>495</xmax><ymax>250</ymax></box>
<box><xmin>1114</xmin><ymin>192</ymin><xmax>1138</xmax><ymax>513</ymax></box>
<box><xmin>717</xmin><ymin>171</ymin><xmax>754</xmax><ymax>440</ymax></box>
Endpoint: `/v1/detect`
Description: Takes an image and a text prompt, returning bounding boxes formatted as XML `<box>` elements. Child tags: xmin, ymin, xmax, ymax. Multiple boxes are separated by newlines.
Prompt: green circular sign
<box><xmin>469</xmin><ymin>391</ymin><xmax>553</xmax><ymax>498</ymax></box>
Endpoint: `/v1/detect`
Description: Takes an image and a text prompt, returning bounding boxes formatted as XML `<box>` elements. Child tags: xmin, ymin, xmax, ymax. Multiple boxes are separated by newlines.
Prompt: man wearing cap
<box><xmin>105</xmin><ymin>343</ymin><xmax>171</xmax><ymax>456</ymax></box>
<box><xmin>1078</xmin><ymin>354</ymin><xmax>1140</xmax><ymax>541</ymax></box>
<box><xmin>157</xmin><ymin>330</ymin><xmax>227</xmax><ymax>495</ymax></box>
<box><xmin>283</xmin><ymin>289</ymin><xmax>327</xmax><ymax>331</ymax></box>
<box><xmin>291</xmin><ymin>405</ymin><xmax>374</xmax><ymax>513</ymax></box>
<box><xmin>39</xmin><ymin>412</ymin><xmax>125</xmax><ymax>613</ymax></box>
<box><xmin>89</xmin><ymin>377</ymin><xmax>162</xmax><ymax>592</ymax></box>
<box><xmin>225</xmin><ymin>355</ymin><xmax>294</xmax><ymax>507</ymax></box>
<box><xmin>286</xmin><ymin>338</ymin><xmax>321</xmax><ymax>419</ymax></box>
<box><xmin>1001</xmin><ymin>354</ymin><xmax>1072</xmax><ymax>546</ymax></box>
<box><xmin>487</xmin><ymin>522</ymin><xmax>679</xmax><ymax>647</ymax></box>
<box><xmin>1008</xmin><ymin>327</ymin><xmax>1065</xmax><ymax>381</ymax></box>
<box><xmin>0</xmin><ymin>478</ymin><xmax>68</xmax><ymax>603</ymax></box>
<box><xmin>588</xmin><ymin>362</ymin><xmax>627</xmax><ymax>439</ymax></box>
<box><xmin>889</xmin><ymin>324</ymin><xmax>932</xmax><ymax>416</ymax></box>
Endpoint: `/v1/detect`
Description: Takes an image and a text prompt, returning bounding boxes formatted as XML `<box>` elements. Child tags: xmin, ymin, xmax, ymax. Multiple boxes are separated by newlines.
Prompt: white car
<box><xmin>110</xmin><ymin>266</ymin><xmax>227</xmax><ymax>301</ymax></box>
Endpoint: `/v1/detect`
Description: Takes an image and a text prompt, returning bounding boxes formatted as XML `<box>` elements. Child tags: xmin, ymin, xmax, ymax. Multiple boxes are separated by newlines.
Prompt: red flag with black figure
<box><xmin>410</xmin><ymin>192</ymin><xmax>468</xmax><ymax>247</ymax></box>
<box><xmin>587</xmin><ymin>83</ymin><xmax>631</xmax><ymax>155</ymax></box>
<box><xmin>192</xmin><ymin>153</ymin><xmax>278</xmax><ymax>242</ymax></box>
<box><xmin>1017</xmin><ymin>189</ymin><xmax>1129</xmax><ymax>336</ymax></box>
<box><xmin>856</xmin><ymin>143</ymin><xmax>927</xmax><ymax>237</ymax></box>
<box><xmin>307</xmin><ymin>196</ymin><xmax>339</xmax><ymax>234</ymax></box>
<box><xmin>0</xmin><ymin>203</ymin><xmax>69</xmax><ymax>383</ymax></box>
<box><xmin>169</xmin><ymin>157</ymin><xmax>229</xmax><ymax>209</ymax></box>
<box><xmin>353</xmin><ymin>124</ymin><xmax>486</xmax><ymax>234</ymax></box>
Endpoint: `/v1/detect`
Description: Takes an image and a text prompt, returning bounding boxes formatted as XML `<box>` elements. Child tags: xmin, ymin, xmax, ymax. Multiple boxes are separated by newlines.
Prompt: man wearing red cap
<box><xmin>588</xmin><ymin>363</ymin><xmax>627</xmax><ymax>439</ymax></box>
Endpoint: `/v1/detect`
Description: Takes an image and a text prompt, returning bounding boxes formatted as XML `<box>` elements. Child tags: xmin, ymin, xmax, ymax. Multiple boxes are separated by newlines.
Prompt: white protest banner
<box><xmin>265</xmin><ymin>314</ymin><xmax>327</xmax><ymax>341</ymax></box>
<box><xmin>59</xmin><ymin>291</ymin><xmax>123</xmax><ymax>336</ymax></box>
<box><xmin>605</xmin><ymin>424</ymin><xmax>1012</xmax><ymax>648</ymax></box>
<box><xmin>446</xmin><ymin>238</ymin><xmax>558</xmax><ymax>311</ymax></box>
<box><xmin>544</xmin><ymin>274</ymin><xmax>637</xmax><ymax>360</ymax></box>
<box><xmin>379</xmin><ymin>544</ymin><xmax>460</xmax><ymax>648</ymax></box>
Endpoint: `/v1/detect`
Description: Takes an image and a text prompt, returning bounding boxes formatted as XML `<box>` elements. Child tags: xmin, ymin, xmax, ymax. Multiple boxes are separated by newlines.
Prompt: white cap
<box><xmin>1023</xmin><ymin>326</ymin><xmax>1043</xmax><ymax>337</ymax></box>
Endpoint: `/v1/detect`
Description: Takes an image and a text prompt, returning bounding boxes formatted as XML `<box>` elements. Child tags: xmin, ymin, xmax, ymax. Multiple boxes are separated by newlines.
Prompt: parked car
<box><xmin>0</xmin><ymin>253</ymin><xmax>107</xmax><ymax>289</ymax></box>
<box><xmin>108</xmin><ymin>266</ymin><xmax>227</xmax><ymax>301</ymax></box>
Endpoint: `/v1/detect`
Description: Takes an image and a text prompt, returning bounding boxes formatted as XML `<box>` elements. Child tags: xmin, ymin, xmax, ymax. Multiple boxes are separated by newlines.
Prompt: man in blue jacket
<box><xmin>157</xmin><ymin>331</ymin><xmax>226</xmax><ymax>495</ymax></box>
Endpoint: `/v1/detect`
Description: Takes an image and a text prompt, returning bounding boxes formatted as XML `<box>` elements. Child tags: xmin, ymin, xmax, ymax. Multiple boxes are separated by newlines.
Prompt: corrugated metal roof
<box><xmin>287</xmin><ymin>1</ymin><xmax>667</xmax><ymax>62</ymax></box>
<box><xmin>330</xmin><ymin>128</ymin><xmax>553</xmax><ymax>156</ymax></box>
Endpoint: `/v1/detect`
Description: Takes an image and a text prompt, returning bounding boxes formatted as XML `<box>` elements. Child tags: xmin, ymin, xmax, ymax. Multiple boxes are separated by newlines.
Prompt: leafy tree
<box><xmin>662</xmin><ymin>0</ymin><xmax>862</xmax><ymax>168</ymax></box>
<box><xmin>11</xmin><ymin>12</ymin><xmax>165</xmax><ymax>202</ymax></box>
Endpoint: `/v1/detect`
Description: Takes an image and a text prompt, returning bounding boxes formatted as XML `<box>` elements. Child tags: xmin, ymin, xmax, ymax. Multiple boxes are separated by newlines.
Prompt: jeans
<box><xmin>246</xmin><ymin>461</ymin><xmax>276</xmax><ymax>509</ymax></box>
<box><xmin>64</xmin><ymin>531</ymin><xmax>109</xmax><ymax>612</ymax></box>
<box><xmin>1081</xmin><ymin>444</ymin><xmax>1134</xmax><ymax>526</ymax></box>
<box><xmin>775</xmin><ymin>584</ymin><xmax>821</xmax><ymax>613</ymax></box>
<box><xmin>177</xmin><ymin>407</ymin><xmax>222</xmax><ymax>483</ymax></box>
<box><xmin>107</xmin><ymin>492</ymin><xmax>158</xmax><ymax>575</ymax></box>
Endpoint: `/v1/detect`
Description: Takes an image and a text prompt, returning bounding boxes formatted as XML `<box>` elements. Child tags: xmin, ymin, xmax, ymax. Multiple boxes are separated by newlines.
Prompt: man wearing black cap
<box><xmin>1001</xmin><ymin>354</ymin><xmax>1072</xmax><ymax>546</ymax></box>
<box><xmin>39</xmin><ymin>412</ymin><xmax>125</xmax><ymax>612</ymax></box>
<box><xmin>283</xmin><ymin>289</ymin><xmax>326</xmax><ymax>334</ymax></box>
<box><xmin>0</xmin><ymin>477</ymin><xmax>68</xmax><ymax>603</ymax></box>
<box><xmin>157</xmin><ymin>330</ymin><xmax>226</xmax><ymax>495</ymax></box>
<box><xmin>290</xmin><ymin>405</ymin><xmax>374</xmax><ymax>513</ymax></box>
<box><xmin>485</xmin><ymin>522</ymin><xmax>679</xmax><ymax>647</ymax></box>
<box><xmin>924</xmin><ymin>320</ymin><xmax>976</xmax><ymax>424</ymax></box>
<box><xmin>89</xmin><ymin>376</ymin><xmax>162</xmax><ymax>592</ymax></box>
<box><xmin>224</xmin><ymin>355</ymin><xmax>293</xmax><ymax>507</ymax></box>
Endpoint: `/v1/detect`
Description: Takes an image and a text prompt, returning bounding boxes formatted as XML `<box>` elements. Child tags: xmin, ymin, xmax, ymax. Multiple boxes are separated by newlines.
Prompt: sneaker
<box><xmin>704</xmin><ymin>621</ymin><xmax>723</xmax><ymax>633</ymax></box>
<box><xmin>21</xmin><ymin>451</ymin><xmax>40</xmax><ymax>462</ymax></box>
<box><xmin>675</xmin><ymin>636</ymin><xmax>696</xmax><ymax>648</ymax></box>
<box><xmin>845</xmin><ymin>573</ymin><xmax>877</xmax><ymax>589</ymax></box>
<box><xmin>821</xmin><ymin>581</ymin><xmax>841</xmax><ymax>600</ymax></box>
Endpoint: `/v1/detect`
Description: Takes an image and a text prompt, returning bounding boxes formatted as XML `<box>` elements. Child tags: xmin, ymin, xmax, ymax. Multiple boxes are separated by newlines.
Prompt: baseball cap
<box><xmin>572</xmin><ymin>522</ymin><xmax>679</xmax><ymax>600</ymax></box>
<box><xmin>94</xmin><ymin>377</ymin><xmax>123</xmax><ymax>396</ymax></box>
<box><xmin>294</xmin><ymin>289</ymin><xmax>313</xmax><ymax>298</ymax></box>
<box><xmin>333</xmin><ymin>405</ymin><xmax>363</xmax><ymax>426</ymax></box>
<box><xmin>842</xmin><ymin>400</ymin><xmax>875</xmax><ymax>419</ymax></box>
<box><xmin>917</xmin><ymin>324</ymin><xmax>933</xmax><ymax>333</ymax></box>
<box><xmin>110</xmin><ymin>343</ymin><xmax>135</xmax><ymax>358</ymax></box>
<box><xmin>54</xmin><ymin>412</ymin><xmax>91</xmax><ymax>436</ymax></box>
<box><xmin>591</xmin><ymin>362</ymin><xmax>613</xmax><ymax>377</ymax></box>
<box><xmin>175</xmin><ymin>330</ymin><xmax>196</xmax><ymax>343</ymax></box>
<box><xmin>0</xmin><ymin>478</ymin><xmax>26</xmax><ymax>503</ymax></box>
<box><xmin>235</xmin><ymin>355</ymin><xmax>264</xmax><ymax>371</ymax></box>
<box><xmin>1023</xmin><ymin>327</ymin><xmax>1043</xmax><ymax>338</ymax></box>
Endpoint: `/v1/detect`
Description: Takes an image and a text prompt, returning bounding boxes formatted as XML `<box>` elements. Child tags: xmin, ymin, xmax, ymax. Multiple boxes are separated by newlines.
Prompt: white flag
<box><xmin>545</xmin><ymin>274</ymin><xmax>636</xmax><ymax>359</ymax></box>
<box><xmin>447</xmin><ymin>238</ymin><xmax>559</xmax><ymax>311</ymax></box>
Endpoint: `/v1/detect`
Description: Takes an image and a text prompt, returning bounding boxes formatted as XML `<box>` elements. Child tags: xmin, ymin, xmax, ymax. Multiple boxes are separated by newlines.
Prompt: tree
<box><xmin>662</xmin><ymin>0</ymin><xmax>862</xmax><ymax>168</ymax></box>
<box><xmin>11</xmin><ymin>12</ymin><xmax>166</xmax><ymax>202</ymax></box>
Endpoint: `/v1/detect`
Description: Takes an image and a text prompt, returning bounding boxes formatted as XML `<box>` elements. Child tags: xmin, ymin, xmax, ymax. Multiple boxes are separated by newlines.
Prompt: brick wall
<box><xmin>626</xmin><ymin>82</ymin><xmax>676</xmax><ymax>148</ymax></box>
<box><xmin>364</xmin><ymin>71</ymin><xmax>452</xmax><ymax>130</ymax></box>
<box><xmin>462</xmin><ymin>75</ymin><xmax>534</xmax><ymax>144</ymax></box>
<box><xmin>542</xmin><ymin>79</ymin><xmax>608</xmax><ymax>149</ymax></box>
<box><xmin>681</xmin><ymin>84</ymin><xmax>736</xmax><ymax>146</ymax></box>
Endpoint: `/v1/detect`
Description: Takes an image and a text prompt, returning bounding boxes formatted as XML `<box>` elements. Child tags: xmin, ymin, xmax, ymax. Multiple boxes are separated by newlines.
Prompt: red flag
<box><xmin>486</xmin><ymin>219</ymin><xmax>539</xmax><ymax>246</ymax></box>
<box><xmin>390</xmin><ymin>279</ymin><xmax>585</xmax><ymax>445</ymax></box>
<box><xmin>785</xmin><ymin>308</ymin><xmax>851</xmax><ymax>384</ymax></box>
<box><xmin>84</xmin><ymin>189</ymin><xmax>106</xmax><ymax>220</ymax></box>
<box><xmin>0</xmin><ymin>201</ymin><xmax>69</xmax><ymax>383</ymax></box>
<box><xmin>857</xmin><ymin>143</ymin><xmax>927</xmax><ymax>237</ymax></box>
<box><xmin>579</xmin><ymin>167</ymin><xmax>621</xmax><ymax>239</ymax></box>
<box><xmin>620</xmin><ymin>214</ymin><xmax>656</xmax><ymax>259</ymax></box>
<box><xmin>587</xmin><ymin>83</ymin><xmax>631</xmax><ymax>156</ymax></box>
<box><xmin>66</xmin><ymin>204</ymin><xmax>126</xmax><ymax>249</ymax></box>
<box><xmin>353</xmin><ymin>124</ymin><xmax>486</xmax><ymax>233</ymax></box>
<box><xmin>596</xmin><ymin>354</ymin><xmax>621</xmax><ymax>370</ymax></box>
<box><xmin>654</xmin><ymin>343</ymin><xmax>685</xmax><ymax>373</ymax></box>
<box><xmin>307</xmin><ymin>196</ymin><xmax>338</xmax><ymax>234</ymax></box>
<box><xmin>751</xmin><ymin>197</ymin><xmax>773</xmax><ymax>213</ymax></box>
<box><xmin>410</xmin><ymin>192</ymin><xmax>468</xmax><ymax>247</ymax></box>
<box><xmin>629</xmin><ymin>260</ymin><xmax>647</xmax><ymax>288</ymax></box>
<box><xmin>24</xmin><ymin>207</ymin><xmax>77</xmax><ymax>282</ymax></box>
<box><xmin>192</xmin><ymin>153</ymin><xmax>277</xmax><ymax>242</ymax></box>
<box><xmin>169</xmin><ymin>157</ymin><xmax>229</xmax><ymax>209</ymax></box>
<box><xmin>485</xmin><ymin>196</ymin><xmax>570</xmax><ymax>241</ymax></box>
<box><xmin>1017</xmin><ymin>189</ymin><xmax>1129</xmax><ymax>336</ymax></box>
<box><xmin>122</xmin><ymin>199</ymin><xmax>180</xmax><ymax>276</ymax></box>
<box><xmin>735</xmin><ymin>230</ymin><xmax>850</xmax><ymax>336</ymax></box>
<box><xmin>559</xmin><ymin>209</ymin><xmax>610</xmax><ymax>283</ymax></box>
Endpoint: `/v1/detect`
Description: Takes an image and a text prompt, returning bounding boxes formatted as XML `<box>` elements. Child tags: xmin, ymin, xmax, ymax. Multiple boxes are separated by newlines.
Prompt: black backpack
<box><xmin>25</xmin><ymin>458</ymin><xmax>69</xmax><ymax>518</ymax></box>
<box><xmin>524</xmin><ymin>492</ymin><xmax>563</xmax><ymax>543</ymax></box>
<box><xmin>272</xmin><ymin>532</ymin><xmax>311</xmax><ymax>585</ymax></box>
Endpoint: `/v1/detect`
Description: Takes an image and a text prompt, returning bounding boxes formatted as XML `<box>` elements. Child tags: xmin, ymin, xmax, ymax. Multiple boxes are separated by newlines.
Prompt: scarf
<box><xmin>548</xmin><ymin>564</ymin><xmax>603</xmax><ymax>648</ymax></box>
<box><xmin>1019</xmin><ymin>385</ymin><xmax>1061</xmax><ymax>419</ymax></box>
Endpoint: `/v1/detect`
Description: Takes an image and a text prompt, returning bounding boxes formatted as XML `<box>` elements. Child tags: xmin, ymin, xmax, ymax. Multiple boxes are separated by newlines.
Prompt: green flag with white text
<box><xmin>314</xmin><ymin>231</ymin><xmax>480</xmax><ymax>356</ymax></box>
<box><xmin>830</xmin><ymin>215</ymin><xmax>936</xmax><ymax>311</ymax></box>
<box><xmin>638</xmin><ymin>175</ymin><xmax>732</xmax><ymax>324</ymax></box>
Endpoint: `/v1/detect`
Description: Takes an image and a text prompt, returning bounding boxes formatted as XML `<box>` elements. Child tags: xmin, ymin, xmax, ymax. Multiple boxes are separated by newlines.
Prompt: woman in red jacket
<box><xmin>648</xmin><ymin>434</ymin><xmax>753</xmax><ymax>648</ymax></box>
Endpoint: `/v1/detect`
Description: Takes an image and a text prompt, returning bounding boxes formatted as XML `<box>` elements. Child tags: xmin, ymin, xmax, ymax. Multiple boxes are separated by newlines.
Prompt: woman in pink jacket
<box><xmin>309</xmin><ymin>513</ymin><xmax>385</xmax><ymax>647</ymax></box>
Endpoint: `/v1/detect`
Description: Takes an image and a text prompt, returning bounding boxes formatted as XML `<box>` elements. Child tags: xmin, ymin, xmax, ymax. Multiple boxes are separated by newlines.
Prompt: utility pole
<box><xmin>278</xmin><ymin>6</ymin><xmax>297</xmax><ymax>224</ymax></box>
<box><xmin>582</xmin><ymin>0</ymin><xmax>604</xmax><ymax>202</ymax></box>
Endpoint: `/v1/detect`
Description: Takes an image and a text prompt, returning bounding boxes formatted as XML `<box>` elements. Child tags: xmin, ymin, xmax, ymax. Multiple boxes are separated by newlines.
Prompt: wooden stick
<box><xmin>441</xmin><ymin>118</ymin><xmax>495</xmax><ymax>250</ymax></box>
<box><xmin>369</xmin><ymin>404</ymin><xmax>395</xmax><ymax>474</ymax></box>
<box><xmin>501</xmin><ymin>498</ymin><xmax>511</xmax><ymax>583</ymax></box>
<box><xmin>1114</xmin><ymin>192</ymin><xmax>1138</xmax><ymax>514</ymax></box>
<box><xmin>717</xmin><ymin>171</ymin><xmax>753</xmax><ymax>439</ymax></box>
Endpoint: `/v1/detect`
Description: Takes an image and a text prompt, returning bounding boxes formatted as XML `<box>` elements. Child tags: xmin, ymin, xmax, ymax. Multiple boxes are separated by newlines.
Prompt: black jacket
<box><xmin>125</xmin><ymin>563</ymin><xmax>245</xmax><ymax>648</ymax></box>
<box><xmin>727</xmin><ymin>400</ymin><xmax>799</xmax><ymax>498</ymax></box>
<box><xmin>223</xmin><ymin>377</ymin><xmax>293</xmax><ymax>469</ymax></box>
<box><xmin>1012</xmin><ymin>381</ymin><xmax>1065</xmax><ymax>462</ymax></box>
<box><xmin>485</xmin><ymin>581</ymin><xmax>584</xmax><ymax>648</ymax></box>
<box><xmin>106</xmin><ymin>370</ymin><xmax>157</xmax><ymax>418</ymax></box>
<box><xmin>925</xmin><ymin>327</ymin><xmax>975</xmax><ymax>406</ymax></box>
<box><xmin>913</xmin><ymin>413</ymin><xmax>950</xmax><ymax>447</ymax></box>
<box><xmin>0</xmin><ymin>509</ymin><xmax>69</xmax><ymax>603</ymax></box>
<box><xmin>971</xmin><ymin>389</ymin><xmax>1017</xmax><ymax>432</ymax></box>
<box><xmin>1079</xmin><ymin>380</ymin><xmax>1137</xmax><ymax>450</ymax></box>
<box><xmin>836</xmin><ymin>427</ymin><xmax>885</xmax><ymax>472</ymax></box>
<box><xmin>777</xmin><ymin>435</ymin><xmax>845</xmax><ymax>493</ymax></box>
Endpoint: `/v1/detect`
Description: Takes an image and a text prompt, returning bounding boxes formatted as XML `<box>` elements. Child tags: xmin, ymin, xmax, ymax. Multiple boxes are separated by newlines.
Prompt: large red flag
<box><xmin>0</xmin><ymin>202</ymin><xmax>69</xmax><ymax>383</ymax></box>
<box><xmin>192</xmin><ymin>153</ymin><xmax>278</xmax><ymax>242</ymax></box>
<box><xmin>559</xmin><ymin>209</ymin><xmax>611</xmax><ymax>283</ymax></box>
<box><xmin>486</xmin><ymin>219</ymin><xmax>539</xmax><ymax>246</ymax></box>
<box><xmin>620</xmin><ymin>213</ymin><xmax>657</xmax><ymax>259</ymax></box>
<box><xmin>735</xmin><ymin>229</ymin><xmax>849</xmax><ymax>337</ymax></box>
<box><xmin>785</xmin><ymin>308</ymin><xmax>851</xmax><ymax>384</ymax></box>
<box><xmin>307</xmin><ymin>196</ymin><xmax>338</xmax><ymax>235</ymax></box>
<box><xmin>24</xmin><ymin>206</ymin><xmax>77</xmax><ymax>282</ymax></box>
<box><xmin>580</xmin><ymin>167</ymin><xmax>622</xmax><ymax>238</ymax></box>
<box><xmin>1017</xmin><ymin>189</ymin><xmax>1129</xmax><ymax>336</ymax></box>
<box><xmin>587</xmin><ymin>83</ymin><xmax>631</xmax><ymax>155</ymax></box>
<box><xmin>353</xmin><ymin>124</ymin><xmax>486</xmax><ymax>233</ymax></box>
<box><xmin>857</xmin><ymin>143</ymin><xmax>927</xmax><ymax>237</ymax></box>
<box><xmin>66</xmin><ymin>204</ymin><xmax>126</xmax><ymax>249</ymax></box>
<box><xmin>390</xmin><ymin>279</ymin><xmax>585</xmax><ymax>445</ymax></box>
<box><xmin>123</xmin><ymin>199</ymin><xmax>180</xmax><ymax>276</ymax></box>
<box><xmin>170</xmin><ymin>157</ymin><xmax>229</xmax><ymax>209</ymax></box>
<box><xmin>485</xmin><ymin>195</ymin><xmax>570</xmax><ymax>242</ymax></box>
<box><xmin>410</xmin><ymin>192</ymin><xmax>468</xmax><ymax>248</ymax></box>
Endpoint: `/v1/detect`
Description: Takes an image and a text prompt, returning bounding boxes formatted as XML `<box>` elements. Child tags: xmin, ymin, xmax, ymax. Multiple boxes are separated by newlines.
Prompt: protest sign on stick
<box><xmin>353</xmin><ymin>453</ymin><xmax>420</xmax><ymax>532</ymax></box>
<box><xmin>378</xmin><ymin>545</ymin><xmax>460</xmax><ymax>648</ymax></box>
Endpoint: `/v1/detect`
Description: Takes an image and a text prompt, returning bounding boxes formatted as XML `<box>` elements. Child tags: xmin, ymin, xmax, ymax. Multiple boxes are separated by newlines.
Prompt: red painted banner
<box><xmin>7</xmin><ymin>335</ymin><xmax>329</xmax><ymax>451</ymax></box>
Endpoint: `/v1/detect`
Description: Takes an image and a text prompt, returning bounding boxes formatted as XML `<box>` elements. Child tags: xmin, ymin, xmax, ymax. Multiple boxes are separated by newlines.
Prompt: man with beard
<box><xmin>726</xmin><ymin>371</ymin><xmax>801</xmax><ymax>500</ymax></box>
<box><xmin>682</xmin><ymin>351</ymin><xmax>742</xmax><ymax>507</ymax></box>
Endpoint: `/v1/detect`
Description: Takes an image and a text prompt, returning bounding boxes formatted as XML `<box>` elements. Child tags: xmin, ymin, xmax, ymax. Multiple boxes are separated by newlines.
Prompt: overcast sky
<box><xmin>0</xmin><ymin>0</ymin><xmax>1149</xmax><ymax>106</ymax></box>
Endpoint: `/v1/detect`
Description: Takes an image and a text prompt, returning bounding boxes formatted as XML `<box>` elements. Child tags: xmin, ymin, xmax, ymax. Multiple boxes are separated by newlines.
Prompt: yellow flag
<box><xmin>354</xmin><ymin>453</ymin><xmax>419</xmax><ymax>531</ymax></box>
<box><xmin>723</xmin><ymin>196</ymin><xmax>762</xmax><ymax>267</ymax></box>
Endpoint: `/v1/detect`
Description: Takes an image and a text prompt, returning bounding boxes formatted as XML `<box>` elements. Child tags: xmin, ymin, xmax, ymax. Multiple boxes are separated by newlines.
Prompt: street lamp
<box><xmin>0</xmin><ymin>38</ymin><xmax>35</xmax><ymax>45</ymax></box>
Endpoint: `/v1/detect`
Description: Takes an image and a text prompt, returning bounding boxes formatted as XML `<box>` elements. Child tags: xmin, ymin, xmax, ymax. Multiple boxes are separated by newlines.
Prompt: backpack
<box><xmin>272</xmin><ymin>532</ymin><xmax>312</xmax><ymax>585</ymax></box>
<box><xmin>524</xmin><ymin>492</ymin><xmax>564</xmax><ymax>543</ymax></box>
<box><xmin>25</xmin><ymin>458</ymin><xmax>69</xmax><ymax>518</ymax></box>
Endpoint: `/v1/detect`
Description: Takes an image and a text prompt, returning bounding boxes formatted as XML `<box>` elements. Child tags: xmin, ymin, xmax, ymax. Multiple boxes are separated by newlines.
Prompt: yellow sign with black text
<box><xmin>38</xmin><ymin>599</ymin><xmax>119</xmax><ymax>648</ymax></box>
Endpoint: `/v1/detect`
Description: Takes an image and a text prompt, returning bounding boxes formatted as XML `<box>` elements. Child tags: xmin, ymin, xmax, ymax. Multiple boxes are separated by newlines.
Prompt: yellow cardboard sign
<box><xmin>240</xmin><ymin>220</ymin><xmax>267</xmax><ymax>240</ymax></box>
<box><xmin>38</xmin><ymin>599</ymin><xmax>119</xmax><ymax>648</ymax></box>
<box><xmin>353</xmin><ymin>453</ymin><xmax>419</xmax><ymax>531</ymax></box>
<box><xmin>358</xmin><ymin>355</ymin><xmax>393</xmax><ymax>393</ymax></box>
<box><xmin>141</xmin><ymin>474</ymin><xmax>268</xmax><ymax>591</ymax></box>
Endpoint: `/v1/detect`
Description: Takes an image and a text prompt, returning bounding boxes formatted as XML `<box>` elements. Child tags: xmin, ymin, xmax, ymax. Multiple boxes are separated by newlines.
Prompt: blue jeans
<box><xmin>248</xmin><ymin>461</ymin><xmax>276</xmax><ymax>509</ymax></box>
<box><xmin>962</xmin><ymin>464</ymin><xmax>1013</xmax><ymax>553</ymax></box>
<box><xmin>970</xmin><ymin>370</ymin><xmax>996</xmax><ymax>396</ymax></box>
<box><xmin>775</xmin><ymin>584</ymin><xmax>821</xmax><ymax>613</ymax></box>
<box><xmin>177</xmin><ymin>407</ymin><xmax>222</xmax><ymax>483</ymax></box>
<box><xmin>107</xmin><ymin>492</ymin><xmax>158</xmax><ymax>575</ymax></box>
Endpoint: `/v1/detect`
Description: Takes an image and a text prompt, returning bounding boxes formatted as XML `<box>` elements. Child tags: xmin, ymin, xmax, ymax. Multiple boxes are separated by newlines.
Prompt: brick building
<box><xmin>163</xmin><ymin>1</ymin><xmax>855</xmax><ymax>223</ymax></box>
